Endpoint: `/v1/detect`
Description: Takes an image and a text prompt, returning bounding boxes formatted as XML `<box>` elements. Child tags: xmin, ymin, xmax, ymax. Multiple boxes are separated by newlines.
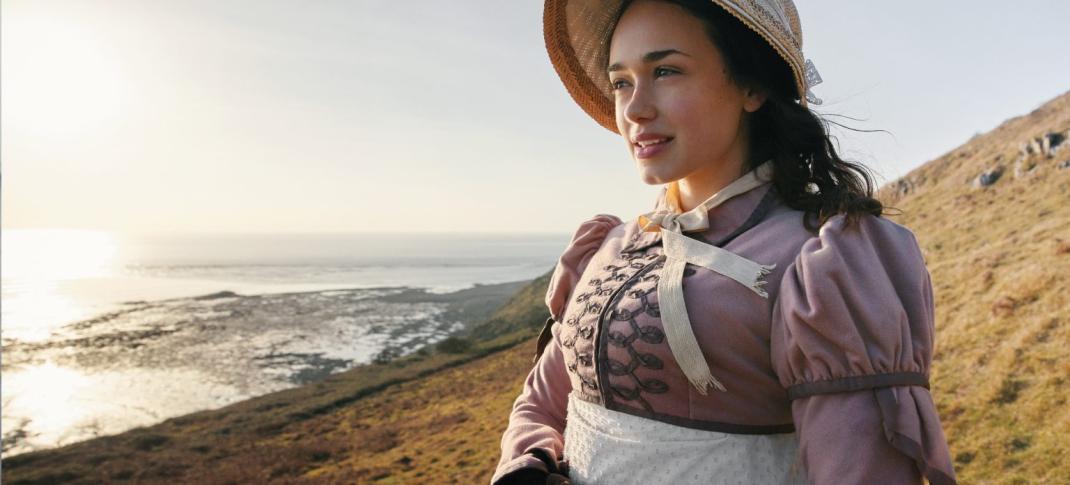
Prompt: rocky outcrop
<box><xmin>973</xmin><ymin>166</ymin><xmax>1004</xmax><ymax>187</ymax></box>
<box><xmin>888</xmin><ymin>177</ymin><xmax>915</xmax><ymax>199</ymax></box>
<box><xmin>1019</xmin><ymin>130</ymin><xmax>1067</xmax><ymax>158</ymax></box>
<box><xmin>1015</xmin><ymin>155</ymin><xmax>1037</xmax><ymax>178</ymax></box>
<box><xmin>1013</xmin><ymin>130</ymin><xmax>1070</xmax><ymax>178</ymax></box>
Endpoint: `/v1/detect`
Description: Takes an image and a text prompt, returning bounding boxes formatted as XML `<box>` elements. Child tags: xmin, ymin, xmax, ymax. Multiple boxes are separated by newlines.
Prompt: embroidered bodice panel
<box><xmin>554</xmin><ymin>194</ymin><xmax>813</xmax><ymax>432</ymax></box>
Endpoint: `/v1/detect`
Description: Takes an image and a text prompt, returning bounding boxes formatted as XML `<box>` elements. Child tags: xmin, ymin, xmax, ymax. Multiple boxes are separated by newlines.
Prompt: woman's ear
<box><xmin>742</xmin><ymin>87</ymin><xmax>768</xmax><ymax>113</ymax></box>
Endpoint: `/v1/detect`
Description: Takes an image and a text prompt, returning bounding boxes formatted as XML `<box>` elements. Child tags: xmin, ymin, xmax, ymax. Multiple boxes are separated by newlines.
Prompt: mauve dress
<box><xmin>491</xmin><ymin>176</ymin><xmax>957</xmax><ymax>485</ymax></box>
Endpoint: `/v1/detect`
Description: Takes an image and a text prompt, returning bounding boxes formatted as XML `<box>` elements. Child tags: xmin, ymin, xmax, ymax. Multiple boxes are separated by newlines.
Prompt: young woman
<box><xmin>493</xmin><ymin>0</ymin><xmax>957</xmax><ymax>483</ymax></box>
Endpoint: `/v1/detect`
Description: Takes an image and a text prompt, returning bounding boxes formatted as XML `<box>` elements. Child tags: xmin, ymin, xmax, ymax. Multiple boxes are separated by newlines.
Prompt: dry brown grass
<box><xmin>878</xmin><ymin>91</ymin><xmax>1070</xmax><ymax>483</ymax></box>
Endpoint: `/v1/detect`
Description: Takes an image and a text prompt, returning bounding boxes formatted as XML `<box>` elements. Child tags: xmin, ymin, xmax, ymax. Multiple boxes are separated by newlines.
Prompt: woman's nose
<box><xmin>623</xmin><ymin>83</ymin><xmax>656</xmax><ymax>124</ymax></box>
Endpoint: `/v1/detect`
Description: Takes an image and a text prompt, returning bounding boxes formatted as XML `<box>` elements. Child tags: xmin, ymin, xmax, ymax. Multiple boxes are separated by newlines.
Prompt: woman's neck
<box><xmin>672</xmin><ymin>158</ymin><xmax>748</xmax><ymax>213</ymax></box>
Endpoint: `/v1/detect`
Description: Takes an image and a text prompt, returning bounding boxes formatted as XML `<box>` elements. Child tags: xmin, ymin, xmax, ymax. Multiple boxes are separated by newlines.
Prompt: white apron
<box><xmin>563</xmin><ymin>391</ymin><xmax>808</xmax><ymax>485</ymax></box>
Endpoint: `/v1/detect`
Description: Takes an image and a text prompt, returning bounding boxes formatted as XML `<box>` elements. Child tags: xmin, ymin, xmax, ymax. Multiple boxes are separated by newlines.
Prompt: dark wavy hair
<box><xmin>617</xmin><ymin>0</ymin><xmax>886</xmax><ymax>231</ymax></box>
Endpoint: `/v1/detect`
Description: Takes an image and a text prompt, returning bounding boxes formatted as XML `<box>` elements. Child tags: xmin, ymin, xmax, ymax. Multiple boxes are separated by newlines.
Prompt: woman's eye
<box><xmin>610</xmin><ymin>68</ymin><xmax>675</xmax><ymax>91</ymax></box>
<box><xmin>654</xmin><ymin>67</ymin><xmax>676</xmax><ymax>78</ymax></box>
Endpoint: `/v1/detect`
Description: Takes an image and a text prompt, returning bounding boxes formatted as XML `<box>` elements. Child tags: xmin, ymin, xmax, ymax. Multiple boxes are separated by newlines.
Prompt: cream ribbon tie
<box><xmin>636</xmin><ymin>161</ymin><xmax>776</xmax><ymax>395</ymax></box>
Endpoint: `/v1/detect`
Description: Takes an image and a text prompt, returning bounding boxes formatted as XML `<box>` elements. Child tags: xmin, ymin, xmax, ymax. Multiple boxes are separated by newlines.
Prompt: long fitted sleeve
<box><xmin>492</xmin><ymin>324</ymin><xmax>572</xmax><ymax>484</ymax></box>
<box><xmin>771</xmin><ymin>213</ymin><xmax>957</xmax><ymax>484</ymax></box>
<box><xmin>492</xmin><ymin>214</ymin><xmax>622</xmax><ymax>485</ymax></box>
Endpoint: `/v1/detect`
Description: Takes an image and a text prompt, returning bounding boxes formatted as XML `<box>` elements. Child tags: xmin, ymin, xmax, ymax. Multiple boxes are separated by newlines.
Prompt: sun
<box><xmin>1</xmin><ymin>3</ymin><xmax>129</xmax><ymax>141</ymax></box>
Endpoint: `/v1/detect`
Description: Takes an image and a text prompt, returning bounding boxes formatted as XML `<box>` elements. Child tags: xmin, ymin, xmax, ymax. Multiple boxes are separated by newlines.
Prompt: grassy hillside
<box><xmin>876</xmin><ymin>91</ymin><xmax>1070</xmax><ymax>483</ymax></box>
<box><xmin>3</xmin><ymin>92</ymin><xmax>1068</xmax><ymax>484</ymax></box>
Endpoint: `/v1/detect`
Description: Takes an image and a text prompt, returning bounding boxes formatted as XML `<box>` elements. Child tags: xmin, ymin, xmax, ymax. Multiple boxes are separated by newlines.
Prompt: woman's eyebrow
<box><xmin>607</xmin><ymin>49</ymin><xmax>691</xmax><ymax>73</ymax></box>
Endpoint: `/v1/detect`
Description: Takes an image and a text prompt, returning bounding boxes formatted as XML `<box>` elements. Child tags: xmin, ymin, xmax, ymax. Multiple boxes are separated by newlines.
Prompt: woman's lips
<box><xmin>635</xmin><ymin>137</ymin><xmax>673</xmax><ymax>159</ymax></box>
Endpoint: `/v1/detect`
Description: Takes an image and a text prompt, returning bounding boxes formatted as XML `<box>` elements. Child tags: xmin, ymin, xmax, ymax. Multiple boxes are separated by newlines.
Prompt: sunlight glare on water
<box><xmin>1</xmin><ymin>228</ymin><xmax>120</xmax><ymax>281</ymax></box>
<box><xmin>1</xmin><ymin>229</ymin><xmax>122</xmax><ymax>342</ymax></box>
<box><xmin>1</xmin><ymin>362</ymin><xmax>96</xmax><ymax>448</ymax></box>
<box><xmin>1</xmin><ymin>362</ymin><xmax>244</xmax><ymax>455</ymax></box>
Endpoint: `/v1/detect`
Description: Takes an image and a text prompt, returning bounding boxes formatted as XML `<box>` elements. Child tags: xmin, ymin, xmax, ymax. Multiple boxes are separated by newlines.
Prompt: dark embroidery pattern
<box><xmin>602</xmin><ymin>257</ymin><xmax>695</xmax><ymax>414</ymax></box>
<box><xmin>560</xmin><ymin>249</ymin><xmax>658</xmax><ymax>402</ymax></box>
<box><xmin>558</xmin><ymin>236</ymin><xmax>701</xmax><ymax>409</ymax></box>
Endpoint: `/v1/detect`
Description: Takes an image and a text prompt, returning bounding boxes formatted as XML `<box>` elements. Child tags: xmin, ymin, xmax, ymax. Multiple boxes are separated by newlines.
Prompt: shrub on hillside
<box><xmin>435</xmin><ymin>336</ymin><xmax>472</xmax><ymax>354</ymax></box>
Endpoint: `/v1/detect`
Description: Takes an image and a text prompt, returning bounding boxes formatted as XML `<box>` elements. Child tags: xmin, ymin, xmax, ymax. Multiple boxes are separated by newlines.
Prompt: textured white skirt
<box><xmin>563</xmin><ymin>391</ymin><xmax>807</xmax><ymax>485</ymax></box>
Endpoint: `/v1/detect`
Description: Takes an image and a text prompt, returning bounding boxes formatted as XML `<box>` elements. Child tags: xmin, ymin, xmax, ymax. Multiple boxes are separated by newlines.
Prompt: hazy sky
<box><xmin>3</xmin><ymin>1</ymin><xmax>1068</xmax><ymax>234</ymax></box>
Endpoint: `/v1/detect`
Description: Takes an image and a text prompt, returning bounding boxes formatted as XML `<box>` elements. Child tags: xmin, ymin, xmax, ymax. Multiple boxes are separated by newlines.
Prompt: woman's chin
<box><xmin>636</xmin><ymin>165</ymin><xmax>678</xmax><ymax>186</ymax></box>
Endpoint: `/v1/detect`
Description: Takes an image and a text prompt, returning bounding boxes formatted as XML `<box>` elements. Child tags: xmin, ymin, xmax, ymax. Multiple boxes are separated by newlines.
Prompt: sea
<box><xmin>0</xmin><ymin>229</ymin><xmax>569</xmax><ymax>457</ymax></box>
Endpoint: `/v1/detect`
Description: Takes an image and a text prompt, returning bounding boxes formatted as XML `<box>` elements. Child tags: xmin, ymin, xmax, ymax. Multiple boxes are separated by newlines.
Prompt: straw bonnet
<box><xmin>543</xmin><ymin>0</ymin><xmax>824</xmax><ymax>133</ymax></box>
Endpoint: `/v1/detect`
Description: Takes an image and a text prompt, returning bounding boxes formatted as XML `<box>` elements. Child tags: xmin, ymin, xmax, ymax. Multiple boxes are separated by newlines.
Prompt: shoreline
<box><xmin>0</xmin><ymin>278</ymin><xmax>530</xmax><ymax>459</ymax></box>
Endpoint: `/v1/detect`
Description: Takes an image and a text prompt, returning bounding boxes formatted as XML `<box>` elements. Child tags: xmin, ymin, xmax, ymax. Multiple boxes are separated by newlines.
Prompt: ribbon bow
<box><xmin>636</xmin><ymin>161</ymin><xmax>776</xmax><ymax>395</ymax></box>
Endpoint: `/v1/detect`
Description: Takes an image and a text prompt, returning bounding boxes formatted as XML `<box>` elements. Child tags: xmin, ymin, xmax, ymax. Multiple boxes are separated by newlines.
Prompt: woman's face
<box><xmin>608</xmin><ymin>0</ymin><xmax>764</xmax><ymax>188</ymax></box>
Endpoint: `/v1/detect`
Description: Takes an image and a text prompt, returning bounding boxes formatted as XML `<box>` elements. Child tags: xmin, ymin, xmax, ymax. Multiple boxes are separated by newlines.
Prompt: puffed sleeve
<box><xmin>545</xmin><ymin>214</ymin><xmax>624</xmax><ymax>323</ymax></box>
<box><xmin>771</xmin><ymin>213</ymin><xmax>957</xmax><ymax>485</ymax></box>
<box><xmin>492</xmin><ymin>214</ymin><xmax>621</xmax><ymax>485</ymax></box>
